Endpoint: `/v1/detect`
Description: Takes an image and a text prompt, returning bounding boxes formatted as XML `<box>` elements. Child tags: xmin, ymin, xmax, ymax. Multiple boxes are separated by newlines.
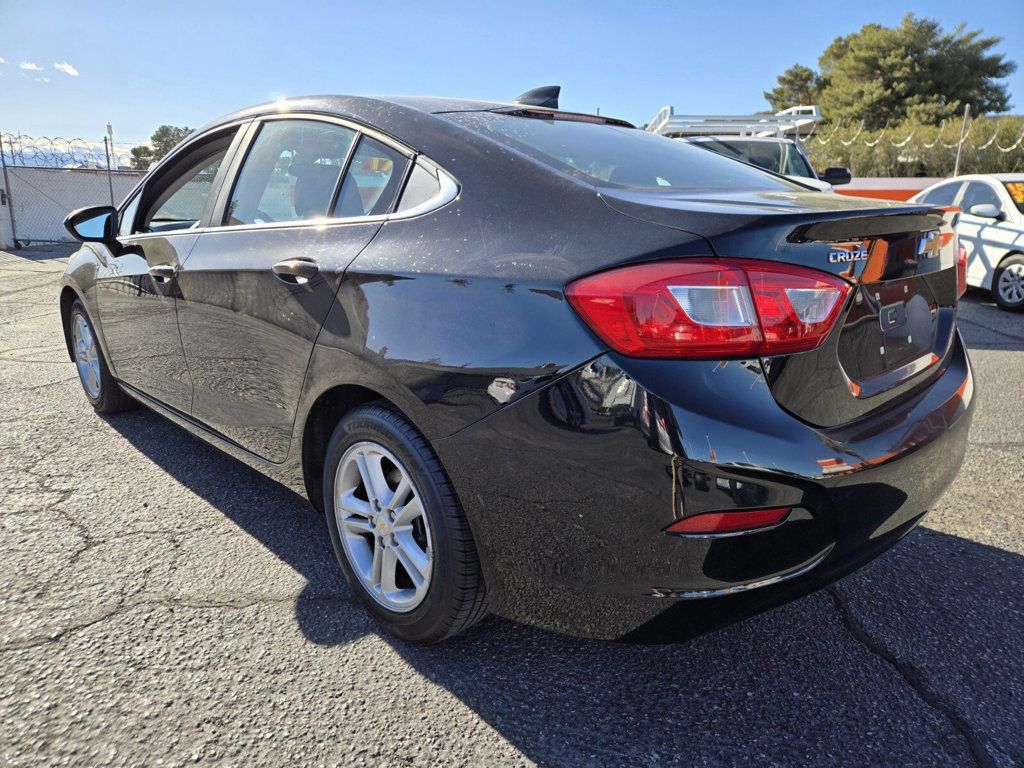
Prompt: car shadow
<box><xmin>103</xmin><ymin>408</ymin><xmax>1024</xmax><ymax>765</ymax></box>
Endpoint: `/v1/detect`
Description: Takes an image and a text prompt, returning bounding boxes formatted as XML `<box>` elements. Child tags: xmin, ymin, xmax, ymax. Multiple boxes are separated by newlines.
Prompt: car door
<box><xmin>175</xmin><ymin>117</ymin><xmax>411</xmax><ymax>461</ymax></box>
<box><xmin>94</xmin><ymin>125</ymin><xmax>245</xmax><ymax>410</ymax></box>
<box><xmin>956</xmin><ymin>180</ymin><xmax>1012</xmax><ymax>290</ymax></box>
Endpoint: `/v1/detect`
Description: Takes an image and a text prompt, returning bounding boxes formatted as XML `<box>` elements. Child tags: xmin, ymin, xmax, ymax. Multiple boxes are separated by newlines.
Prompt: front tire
<box><xmin>68</xmin><ymin>300</ymin><xmax>134</xmax><ymax>413</ymax></box>
<box><xmin>993</xmin><ymin>254</ymin><xmax>1024</xmax><ymax>311</ymax></box>
<box><xmin>323</xmin><ymin>403</ymin><xmax>488</xmax><ymax>643</ymax></box>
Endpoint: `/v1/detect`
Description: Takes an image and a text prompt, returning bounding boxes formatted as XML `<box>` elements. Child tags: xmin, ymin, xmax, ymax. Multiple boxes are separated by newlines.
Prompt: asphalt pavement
<box><xmin>1</xmin><ymin>245</ymin><xmax>1022</xmax><ymax>767</ymax></box>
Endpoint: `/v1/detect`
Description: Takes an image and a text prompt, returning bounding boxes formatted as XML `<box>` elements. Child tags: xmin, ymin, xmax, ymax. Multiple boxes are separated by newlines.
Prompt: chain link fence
<box><xmin>1</xmin><ymin>133</ymin><xmax>145</xmax><ymax>246</ymax></box>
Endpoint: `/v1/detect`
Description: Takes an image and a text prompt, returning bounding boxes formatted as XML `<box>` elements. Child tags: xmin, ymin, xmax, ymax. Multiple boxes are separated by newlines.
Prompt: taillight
<box><xmin>566</xmin><ymin>258</ymin><xmax>851</xmax><ymax>358</ymax></box>
<box><xmin>956</xmin><ymin>241</ymin><xmax>968</xmax><ymax>298</ymax></box>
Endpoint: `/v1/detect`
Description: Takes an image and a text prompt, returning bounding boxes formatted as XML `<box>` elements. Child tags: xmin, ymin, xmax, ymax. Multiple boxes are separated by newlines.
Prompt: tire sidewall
<box><xmin>993</xmin><ymin>255</ymin><xmax>1024</xmax><ymax>311</ymax></box>
<box><xmin>69</xmin><ymin>301</ymin><xmax>104</xmax><ymax>407</ymax></box>
<box><xmin>323</xmin><ymin>407</ymin><xmax>461</xmax><ymax>641</ymax></box>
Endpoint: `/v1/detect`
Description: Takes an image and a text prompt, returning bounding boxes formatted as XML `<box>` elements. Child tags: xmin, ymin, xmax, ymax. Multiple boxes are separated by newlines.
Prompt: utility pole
<box><xmin>953</xmin><ymin>103</ymin><xmax>970</xmax><ymax>177</ymax></box>
<box><xmin>103</xmin><ymin>136</ymin><xmax>115</xmax><ymax>206</ymax></box>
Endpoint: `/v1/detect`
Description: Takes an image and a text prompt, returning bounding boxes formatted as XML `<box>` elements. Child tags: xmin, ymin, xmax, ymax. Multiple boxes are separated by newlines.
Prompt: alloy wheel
<box><xmin>334</xmin><ymin>441</ymin><xmax>433</xmax><ymax>612</ymax></box>
<box><xmin>997</xmin><ymin>263</ymin><xmax>1024</xmax><ymax>305</ymax></box>
<box><xmin>73</xmin><ymin>314</ymin><xmax>101</xmax><ymax>399</ymax></box>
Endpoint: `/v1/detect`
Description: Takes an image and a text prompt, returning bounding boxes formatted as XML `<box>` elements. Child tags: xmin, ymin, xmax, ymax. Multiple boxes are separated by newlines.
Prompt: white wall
<box><xmin>3</xmin><ymin>167</ymin><xmax>143</xmax><ymax>245</ymax></box>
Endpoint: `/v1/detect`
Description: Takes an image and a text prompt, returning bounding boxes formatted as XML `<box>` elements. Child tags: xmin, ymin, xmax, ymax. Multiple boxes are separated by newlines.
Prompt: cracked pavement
<box><xmin>1</xmin><ymin>245</ymin><xmax>1022</xmax><ymax>767</ymax></box>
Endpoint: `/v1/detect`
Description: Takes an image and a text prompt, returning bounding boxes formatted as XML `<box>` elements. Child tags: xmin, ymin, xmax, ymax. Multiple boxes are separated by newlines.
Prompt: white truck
<box><xmin>646</xmin><ymin>105</ymin><xmax>851</xmax><ymax>190</ymax></box>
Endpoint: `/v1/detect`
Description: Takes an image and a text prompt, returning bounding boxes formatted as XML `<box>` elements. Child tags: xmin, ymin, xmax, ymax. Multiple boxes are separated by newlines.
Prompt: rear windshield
<box><xmin>1004</xmin><ymin>181</ymin><xmax>1024</xmax><ymax>214</ymax></box>
<box><xmin>693</xmin><ymin>138</ymin><xmax>815</xmax><ymax>178</ymax></box>
<box><xmin>444</xmin><ymin>112</ymin><xmax>799</xmax><ymax>192</ymax></box>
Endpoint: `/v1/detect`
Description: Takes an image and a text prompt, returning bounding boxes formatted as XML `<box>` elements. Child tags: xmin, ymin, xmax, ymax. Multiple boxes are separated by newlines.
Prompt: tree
<box><xmin>128</xmin><ymin>124</ymin><xmax>194</xmax><ymax>170</ymax></box>
<box><xmin>764</xmin><ymin>64</ymin><xmax>823</xmax><ymax>112</ymax></box>
<box><xmin>765</xmin><ymin>15</ymin><xmax>1015</xmax><ymax>127</ymax></box>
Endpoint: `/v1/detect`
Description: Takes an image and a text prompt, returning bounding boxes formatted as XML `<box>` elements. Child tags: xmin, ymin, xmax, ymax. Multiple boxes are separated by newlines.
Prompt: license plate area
<box><xmin>838</xmin><ymin>275</ymin><xmax>952</xmax><ymax>398</ymax></box>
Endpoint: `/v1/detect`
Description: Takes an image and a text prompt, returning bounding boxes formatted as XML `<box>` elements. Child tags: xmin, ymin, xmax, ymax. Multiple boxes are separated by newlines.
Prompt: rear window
<box><xmin>443</xmin><ymin>111</ymin><xmax>798</xmax><ymax>191</ymax></box>
<box><xmin>694</xmin><ymin>139</ymin><xmax>815</xmax><ymax>178</ymax></box>
<box><xmin>920</xmin><ymin>182</ymin><xmax>961</xmax><ymax>206</ymax></box>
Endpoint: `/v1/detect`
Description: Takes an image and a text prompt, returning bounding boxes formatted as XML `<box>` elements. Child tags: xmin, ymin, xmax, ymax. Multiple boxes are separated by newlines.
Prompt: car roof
<box><xmin>193</xmin><ymin>94</ymin><xmax>631</xmax><ymax>138</ymax></box>
<box><xmin>935</xmin><ymin>173</ymin><xmax>1024</xmax><ymax>184</ymax></box>
<box><xmin>682</xmin><ymin>136</ymin><xmax>796</xmax><ymax>146</ymax></box>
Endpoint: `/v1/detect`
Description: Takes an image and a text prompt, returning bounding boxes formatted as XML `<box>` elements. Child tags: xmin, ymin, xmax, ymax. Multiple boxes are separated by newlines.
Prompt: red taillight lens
<box><xmin>664</xmin><ymin>507</ymin><xmax>791</xmax><ymax>535</ymax></box>
<box><xmin>567</xmin><ymin>259</ymin><xmax>851</xmax><ymax>358</ymax></box>
<box><xmin>956</xmin><ymin>241</ymin><xmax>968</xmax><ymax>298</ymax></box>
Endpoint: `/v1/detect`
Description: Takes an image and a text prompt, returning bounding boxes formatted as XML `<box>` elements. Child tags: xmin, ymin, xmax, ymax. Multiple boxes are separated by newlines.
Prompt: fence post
<box><xmin>103</xmin><ymin>136</ymin><xmax>116</xmax><ymax>207</ymax></box>
<box><xmin>953</xmin><ymin>103</ymin><xmax>971</xmax><ymax>177</ymax></box>
<box><xmin>0</xmin><ymin>133</ymin><xmax>19</xmax><ymax>250</ymax></box>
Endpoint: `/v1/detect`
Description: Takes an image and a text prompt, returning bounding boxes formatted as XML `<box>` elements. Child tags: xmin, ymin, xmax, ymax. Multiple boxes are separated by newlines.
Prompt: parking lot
<box><xmin>1</xmin><ymin>244</ymin><xmax>1022</xmax><ymax>766</ymax></box>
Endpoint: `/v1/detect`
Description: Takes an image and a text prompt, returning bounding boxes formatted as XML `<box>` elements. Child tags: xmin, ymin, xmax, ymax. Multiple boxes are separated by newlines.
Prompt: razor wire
<box><xmin>0</xmin><ymin>132</ymin><xmax>137</xmax><ymax>170</ymax></box>
<box><xmin>798</xmin><ymin>116</ymin><xmax>1024</xmax><ymax>154</ymax></box>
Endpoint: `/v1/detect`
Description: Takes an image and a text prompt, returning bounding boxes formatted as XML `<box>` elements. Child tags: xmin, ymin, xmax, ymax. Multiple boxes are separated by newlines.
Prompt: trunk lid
<box><xmin>600</xmin><ymin>188</ymin><xmax>961</xmax><ymax>427</ymax></box>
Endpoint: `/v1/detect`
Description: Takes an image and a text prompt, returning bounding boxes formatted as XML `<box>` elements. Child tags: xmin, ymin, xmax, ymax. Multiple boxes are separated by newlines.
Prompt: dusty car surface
<box><xmin>60</xmin><ymin>92</ymin><xmax>974</xmax><ymax>642</ymax></box>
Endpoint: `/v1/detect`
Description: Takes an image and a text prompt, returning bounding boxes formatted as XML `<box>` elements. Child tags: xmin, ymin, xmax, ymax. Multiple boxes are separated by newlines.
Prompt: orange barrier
<box><xmin>833</xmin><ymin>177</ymin><xmax>941</xmax><ymax>202</ymax></box>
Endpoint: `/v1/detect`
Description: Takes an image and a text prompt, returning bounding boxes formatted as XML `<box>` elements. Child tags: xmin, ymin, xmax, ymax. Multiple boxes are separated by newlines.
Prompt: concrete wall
<box><xmin>2</xmin><ymin>166</ymin><xmax>144</xmax><ymax>246</ymax></box>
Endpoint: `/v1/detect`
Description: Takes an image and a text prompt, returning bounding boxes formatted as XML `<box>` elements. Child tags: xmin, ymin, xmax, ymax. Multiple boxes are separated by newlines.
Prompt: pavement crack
<box><xmin>827</xmin><ymin>587</ymin><xmax>995</xmax><ymax>768</ymax></box>
<box><xmin>0</xmin><ymin>594</ymin><xmax>352</xmax><ymax>654</ymax></box>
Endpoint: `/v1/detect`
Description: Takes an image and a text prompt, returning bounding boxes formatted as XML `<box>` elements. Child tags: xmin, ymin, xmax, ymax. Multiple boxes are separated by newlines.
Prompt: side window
<box><xmin>959</xmin><ymin>182</ymin><xmax>1002</xmax><ymax>213</ymax></box>
<box><xmin>396</xmin><ymin>161</ymin><xmax>442</xmax><ymax>213</ymax></box>
<box><xmin>118</xmin><ymin>193</ymin><xmax>141</xmax><ymax>237</ymax></box>
<box><xmin>335</xmin><ymin>136</ymin><xmax>409</xmax><ymax>218</ymax></box>
<box><xmin>921</xmin><ymin>183</ymin><xmax>961</xmax><ymax>206</ymax></box>
<box><xmin>225</xmin><ymin>120</ymin><xmax>357</xmax><ymax>226</ymax></box>
<box><xmin>139</xmin><ymin>150</ymin><xmax>228</xmax><ymax>234</ymax></box>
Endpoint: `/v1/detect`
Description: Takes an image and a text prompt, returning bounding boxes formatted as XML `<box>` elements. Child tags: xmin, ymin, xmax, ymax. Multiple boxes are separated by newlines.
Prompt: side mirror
<box><xmin>968</xmin><ymin>203</ymin><xmax>1002</xmax><ymax>220</ymax></box>
<box><xmin>820</xmin><ymin>167</ymin><xmax>852</xmax><ymax>186</ymax></box>
<box><xmin>64</xmin><ymin>205</ymin><xmax>118</xmax><ymax>244</ymax></box>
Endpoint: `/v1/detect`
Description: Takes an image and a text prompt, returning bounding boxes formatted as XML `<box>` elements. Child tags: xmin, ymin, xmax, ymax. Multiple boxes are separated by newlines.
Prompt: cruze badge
<box><xmin>918</xmin><ymin>230</ymin><xmax>941</xmax><ymax>259</ymax></box>
<box><xmin>828</xmin><ymin>242</ymin><xmax>869</xmax><ymax>263</ymax></box>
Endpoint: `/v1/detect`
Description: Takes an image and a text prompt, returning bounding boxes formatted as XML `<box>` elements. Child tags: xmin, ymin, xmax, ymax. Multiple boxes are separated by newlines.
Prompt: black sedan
<box><xmin>59</xmin><ymin>91</ymin><xmax>974</xmax><ymax>643</ymax></box>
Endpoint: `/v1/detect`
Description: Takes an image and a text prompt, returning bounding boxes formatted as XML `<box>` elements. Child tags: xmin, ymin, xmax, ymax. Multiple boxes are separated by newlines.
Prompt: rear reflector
<box><xmin>664</xmin><ymin>507</ymin><xmax>792</xmax><ymax>535</ymax></box>
<box><xmin>566</xmin><ymin>258</ymin><xmax>851</xmax><ymax>358</ymax></box>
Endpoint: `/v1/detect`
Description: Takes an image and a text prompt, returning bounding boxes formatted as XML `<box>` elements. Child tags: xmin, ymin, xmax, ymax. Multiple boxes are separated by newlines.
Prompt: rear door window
<box><xmin>335</xmin><ymin>137</ymin><xmax>409</xmax><ymax>217</ymax></box>
<box><xmin>225</xmin><ymin>120</ymin><xmax>358</xmax><ymax>226</ymax></box>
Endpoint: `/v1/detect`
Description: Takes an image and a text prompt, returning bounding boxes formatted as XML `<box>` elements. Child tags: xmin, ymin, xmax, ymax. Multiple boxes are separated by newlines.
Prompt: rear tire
<box><xmin>993</xmin><ymin>254</ymin><xmax>1024</xmax><ymax>311</ymax></box>
<box><xmin>68</xmin><ymin>300</ymin><xmax>134</xmax><ymax>413</ymax></box>
<box><xmin>323</xmin><ymin>403</ymin><xmax>488</xmax><ymax>643</ymax></box>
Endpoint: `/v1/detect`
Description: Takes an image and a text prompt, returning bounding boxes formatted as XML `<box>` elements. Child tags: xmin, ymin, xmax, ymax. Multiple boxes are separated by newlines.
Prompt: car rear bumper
<box><xmin>434</xmin><ymin>333</ymin><xmax>974</xmax><ymax>641</ymax></box>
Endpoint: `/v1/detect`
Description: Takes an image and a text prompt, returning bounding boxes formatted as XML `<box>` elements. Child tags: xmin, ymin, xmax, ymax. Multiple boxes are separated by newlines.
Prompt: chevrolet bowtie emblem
<box><xmin>917</xmin><ymin>230</ymin><xmax>942</xmax><ymax>259</ymax></box>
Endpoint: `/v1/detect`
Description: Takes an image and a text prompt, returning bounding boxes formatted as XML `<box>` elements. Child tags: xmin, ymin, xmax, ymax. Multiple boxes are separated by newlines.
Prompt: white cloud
<box><xmin>19</xmin><ymin>61</ymin><xmax>42</xmax><ymax>71</ymax></box>
<box><xmin>34</xmin><ymin>76</ymin><xmax>50</xmax><ymax>83</ymax></box>
<box><xmin>0</xmin><ymin>58</ymin><xmax>7</xmax><ymax>64</ymax></box>
<box><xmin>53</xmin><ymin>61</ymin><xmax>78</xmax><ymax>77</ymax></box>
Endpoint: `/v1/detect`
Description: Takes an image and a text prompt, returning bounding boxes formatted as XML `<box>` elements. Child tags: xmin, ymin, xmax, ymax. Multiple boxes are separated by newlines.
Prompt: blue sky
<box><xmin>2</xmin><ymin>0</ymin><xmax>1022</xmax><ymax>145</ymax></box>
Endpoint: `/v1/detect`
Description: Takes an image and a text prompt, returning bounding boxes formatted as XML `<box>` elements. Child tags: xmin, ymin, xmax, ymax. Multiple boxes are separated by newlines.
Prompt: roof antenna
<box><xmin>514</xmin><ymin>86</ymin><xmax>560</xmax><ymax>109</ymax></box>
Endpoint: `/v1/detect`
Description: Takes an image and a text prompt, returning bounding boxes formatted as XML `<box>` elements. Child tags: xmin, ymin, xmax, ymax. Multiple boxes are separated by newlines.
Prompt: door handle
<box><xmin>149</xmin><ymin>264</ymin><xmax>176</xmax><ymax>283</ymax></box>
<box><xmin>272</xmin><ymin>258</ymin><xmax>319</xmax><ymax>284</ymax></box>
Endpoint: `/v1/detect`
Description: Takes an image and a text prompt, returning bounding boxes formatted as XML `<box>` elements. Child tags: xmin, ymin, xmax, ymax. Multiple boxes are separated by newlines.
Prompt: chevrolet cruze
<box><xmin>59</xmin><ymin>91</ymin><xmax>974</xmax><ymax>643</ymax></box>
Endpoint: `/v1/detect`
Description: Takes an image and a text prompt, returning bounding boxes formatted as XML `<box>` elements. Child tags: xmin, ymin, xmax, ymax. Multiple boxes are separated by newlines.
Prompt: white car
<box><xmin>911</xmin><ymin>174</ymin><xmax>1024</xmax><ymax>311</ymax></box>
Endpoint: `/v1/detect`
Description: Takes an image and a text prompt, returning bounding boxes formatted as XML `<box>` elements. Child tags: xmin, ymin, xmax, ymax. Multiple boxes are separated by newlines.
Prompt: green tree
<box><xmin>766</xmin><ymin>15</ymin><xmax>1015</xmax><ymax>127</ymax></box>
<box><xmin>764</xmin><ymin>64</ymin><xmax>823</xmax><ymax>112</ymax></box>
<box><xmin>128</xmin><ymin>124</ymin><xmax>194</xmax><ymax>170</ymax></box>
